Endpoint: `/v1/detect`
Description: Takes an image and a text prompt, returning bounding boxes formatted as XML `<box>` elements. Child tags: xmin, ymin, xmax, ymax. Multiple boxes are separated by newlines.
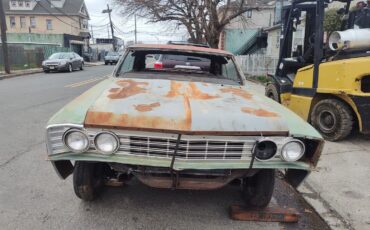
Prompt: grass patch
<box><xmin>246</xmin><ymin>75</ymin><xmax>272</xmax><ymax>84</ymax></box>
<box><xmin>0</xmin><ymin>63</ymin><xmax>39</xmax><ymax>72</ymax></box>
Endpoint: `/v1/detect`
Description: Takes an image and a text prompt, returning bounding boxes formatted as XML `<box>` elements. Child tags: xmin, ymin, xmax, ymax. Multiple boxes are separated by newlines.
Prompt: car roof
<box><xmin>128</xmin><ymin>44</ymin><xmax>233</xmax><ymax>57</ymax></box>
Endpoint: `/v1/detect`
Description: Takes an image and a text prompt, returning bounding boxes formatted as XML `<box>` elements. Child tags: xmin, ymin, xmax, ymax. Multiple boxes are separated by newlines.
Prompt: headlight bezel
<box><xmin>253</xmin><ymin>138</ymin><xmax>278</xmax><ymax>161</ymax></box>
<box><xmin>62</xmin><ymin>129</ymin><xmax>90</xmax><ymax>153</ymax></box>
<box><xmin>280</xmin><ymin>138</ymin><xmax>305</xmax><ymax>162</ymax></box>
<box><xmin>94</xmin><ymin>131</ymin><xmax>120</xmax><ymax>155</ymax></box>
<box><xmin>59</xmin><ymin>60</ymin><xmax>67</xmax><ymax>65</ymax></box>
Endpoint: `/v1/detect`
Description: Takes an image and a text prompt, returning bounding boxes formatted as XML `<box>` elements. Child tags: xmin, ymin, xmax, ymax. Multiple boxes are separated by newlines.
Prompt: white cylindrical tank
<box><xmin>329</xmin><ymin>29</ymin><xmax>370</xmax><ymax>51</ymax></box>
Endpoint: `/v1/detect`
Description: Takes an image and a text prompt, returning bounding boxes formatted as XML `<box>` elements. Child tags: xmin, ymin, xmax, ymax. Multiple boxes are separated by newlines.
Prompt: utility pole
<box><xmin>90</xmin><ymin>25</ymin><xmax>94</xmax><ymax>44</ymax></box>
<box><xmin>107</xmin><ymin>24</ymin><xmax>110</xmax><ymax>39</ymax></box>
<box><xmin>102</xmin><ymin>4</ymin><xmax>115</xmax><ymax>51</ymax></box>
<box><xmin>0</xmin><ymin>0</ymin><xmax>10</xmax><ymax>74</ymax></box>
<box><xmin>134</xmin><ymin>14</ymin><xmax>137</xmax><ymax>44</ymax></box>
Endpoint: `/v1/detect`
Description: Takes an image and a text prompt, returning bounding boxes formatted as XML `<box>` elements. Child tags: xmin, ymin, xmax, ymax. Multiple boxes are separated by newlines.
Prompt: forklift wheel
<box><xmin>310</xmin><ymin>99</ymin><xmax>353</xmax><ymax>141</ymax></box>
<box><xmin>265</xmin><ymin>84</ymin><xmax>280</xmax><ymax>102</ymax></box>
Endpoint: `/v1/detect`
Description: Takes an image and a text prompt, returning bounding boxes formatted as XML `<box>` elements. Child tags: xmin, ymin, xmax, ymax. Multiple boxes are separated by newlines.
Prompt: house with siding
<box><xmin>219</xmin><ymin>0</ymin><xmax>275</xmax><ymax>55</ymax></box>
<box><xmin>1</xmin><ymin>0</ymin><xmax>90</xmax><ymax>55</ymax></box>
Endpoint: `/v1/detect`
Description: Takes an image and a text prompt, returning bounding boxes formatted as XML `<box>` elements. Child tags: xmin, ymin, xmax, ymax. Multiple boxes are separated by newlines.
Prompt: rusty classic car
<box><xmin>46</xmin><ymin>44</ymin><xmax>324</xmax><ymax>207</ymax></box>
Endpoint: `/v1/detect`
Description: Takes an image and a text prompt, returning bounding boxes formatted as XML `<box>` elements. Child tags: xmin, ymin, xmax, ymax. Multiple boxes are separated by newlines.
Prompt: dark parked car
<box><xmin>42</xmin><ymin>52</ymin><xmax>84</xmax><ymax>73</ymax></box>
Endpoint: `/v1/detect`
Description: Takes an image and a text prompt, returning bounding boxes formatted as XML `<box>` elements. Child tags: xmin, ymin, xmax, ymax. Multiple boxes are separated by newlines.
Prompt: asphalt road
<box><xmin>0</xmin><ymin>66</ymin><xmax>329</xmax><ymax>229</ymax></box>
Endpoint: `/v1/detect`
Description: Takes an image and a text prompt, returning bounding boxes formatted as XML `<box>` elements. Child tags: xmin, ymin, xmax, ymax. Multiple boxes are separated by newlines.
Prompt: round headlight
<box><xmin>281</xmin><ymin>139</ymin><xmax>305</xmax><ymax>162</ymax></box>
<box><xmin>63</xmin><ymin>130</ymin><xmax>89</xmax><ymax>153</ymax></box>
<box><xmin>253</xmin><ymin>139</ymin><xmax>277</xmax><ymax>161</ymax></box>
<box><xmin>94</xmin><ymin>132</ymin><xmax>119</xmax><ymax>155</ymax></box>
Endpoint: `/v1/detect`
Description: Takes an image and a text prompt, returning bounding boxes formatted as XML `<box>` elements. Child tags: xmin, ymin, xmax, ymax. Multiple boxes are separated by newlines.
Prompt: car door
<box><xmin>71</xmin><ymin>53</ymin><xmax>79</xmax><ymax>68</ymax></box>
<box><xmin>74</xmin><ymin>53</ymin><xmax>82</xmax><ymax>66</ymax></box>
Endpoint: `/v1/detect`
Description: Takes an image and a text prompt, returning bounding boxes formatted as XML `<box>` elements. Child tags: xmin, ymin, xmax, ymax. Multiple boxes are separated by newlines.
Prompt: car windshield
<box><xmin>107</xmin><ymin>52</ymin><xmax>119</xmax><ymax>56</ymax></box>
<box><xmin>117</xmin><ymin>50</ymin><xmax>242</xmax><ymax>84</ymax></box>
<box><xmin>48</xmin><ymin>53</ymin><xmax>69</xmax><ymax>59</ymax></box>
<box><xmin>49</xmin><ymin>53</ymin><xmax>69</xmax><ymax>59</ymax></box>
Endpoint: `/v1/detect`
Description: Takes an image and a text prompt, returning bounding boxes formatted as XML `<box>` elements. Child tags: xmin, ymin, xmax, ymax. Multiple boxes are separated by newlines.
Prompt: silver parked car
<box><xmin>104</xmin><ymin>51</ymin><xmax>120</xmax><ymax>65</ymax></box>
<box><xmin>42</xmin><ymin>52</ymin><xmax>84</xmax><ymax>73</ymax></box>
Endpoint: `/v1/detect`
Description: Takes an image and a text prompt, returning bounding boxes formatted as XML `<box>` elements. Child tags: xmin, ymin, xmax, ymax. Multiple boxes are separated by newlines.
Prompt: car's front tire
<box><xmin>44</xmin><ymin>70</ymin><xmax>50</xmax><ymax>73</ymax></box>
<box><xmin>242</xmin><ymin>169</ymin><xmax>275</xmax><ymax>208</ymax></box>
<box><xmin>73</xmin><ymin>162</ymin><xmax>106</xmax><ymax>201</ymax></box>
<box><xmin>68</xmin><ymin>64</ymin><xmax>73</xmax><ymax>72</ymax></box>
<box><xmin>80</xmin><ymin>62</ymin><xmax>84</xmax><ymax>70</ymax></box>
<box><xmin>105</xmin><ymin>62</ymin><xmax>108</xmax><ymax>65</ymax></box>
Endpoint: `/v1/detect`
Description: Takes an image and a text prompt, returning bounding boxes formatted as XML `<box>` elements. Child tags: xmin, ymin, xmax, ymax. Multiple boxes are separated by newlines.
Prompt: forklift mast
<box><xmin>274</xmin><ymin>0</ymin><xmax>352</xmax><ymax>92</ymax></box>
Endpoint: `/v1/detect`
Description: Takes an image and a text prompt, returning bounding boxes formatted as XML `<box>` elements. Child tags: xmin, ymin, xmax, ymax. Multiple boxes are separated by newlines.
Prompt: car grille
<box><xmin>47</xmin><ymin>127</ymin><xmax>284</xmax><ymax>161</ymax></box>
<box><xmin>46</xmin><ymin>62</ymin><xmax>59</xmax><ymax>66</ymax></box>
<box><xmin>116</xmin><ymin>134</ymin><xmax>255</xmax><ymax>160</ymax></box>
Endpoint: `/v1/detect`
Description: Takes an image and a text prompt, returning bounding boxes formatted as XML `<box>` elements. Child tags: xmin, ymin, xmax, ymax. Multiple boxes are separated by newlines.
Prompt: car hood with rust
<box><xmin>45</xmin><ymin>76</ymin><xmax>320</xmax><ymax>138</ymax></box>
<box><xmin>48</xmin><ymin>77</ymin><xmax>321</xmax><ymax>137</ymax></box>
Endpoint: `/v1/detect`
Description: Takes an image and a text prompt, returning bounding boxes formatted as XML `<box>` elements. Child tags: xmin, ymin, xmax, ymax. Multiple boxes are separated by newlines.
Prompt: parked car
<box><xmin>104</xmin><ymin>51</ymin><xmax>120</xmax><ymax>65</ymax></box>
<box><xmin>46</xmin><ymin>44</ymin><xmax>324</xmax><ymax>208</ymax></box>
<box><xmin>42</xmin><ymin>52</ymin><xmax>84</xmax><ymax>73</ymax></box>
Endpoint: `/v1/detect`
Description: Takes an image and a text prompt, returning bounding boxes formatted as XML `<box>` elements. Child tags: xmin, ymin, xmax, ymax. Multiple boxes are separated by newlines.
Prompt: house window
<box><xmin>18</xmin><ymin>1</ymin><xmax>23</xmax><ymax>7</ymax></box>
<box><xmin>82</xmin><ymin>19</ymin><xmax>88</xmax><ymax>29</ymax></box>
<box><xmin>25</xmin><ymin>1</ymin><xmax>30</xmax><ymax>7</ymax></box>
<box><xmin>30</xmin><ymin>17</ymin><xmax>36</xmax><ymax>28</ymax></box>
<box><xmin>246</xmin><ymin>10</ymin><xmax>253</xmax><ymax>18</ymax></box>
<box><xmin>20</xmin><ymin>16</ymin><xmax>26</xmax><ymax>28</ymax></box>
<box><xmin>11</xmin><ymin>1</ymin><xmax>16</xmax><ymax>7</ymax></box>
<box><xmin>46</xmin><ymin>19</ymin><xmax>52</xmax><ymax>30</ymax></box>
<box><xmin>10</xmin><ymin>16</ymin><xmax>16</xmax><ymax>28</ymax></box>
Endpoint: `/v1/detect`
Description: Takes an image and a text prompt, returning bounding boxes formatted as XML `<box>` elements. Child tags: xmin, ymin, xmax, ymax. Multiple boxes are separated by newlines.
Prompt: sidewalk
<box><xmin>0</xmin><ymin>62</ymin><xmax>104</xmax><ymax>80</ymax></box>
<box><xmin>247</xmin><ymin>80</ymin><xmax>370</xmax><ymax>230</ymax></box>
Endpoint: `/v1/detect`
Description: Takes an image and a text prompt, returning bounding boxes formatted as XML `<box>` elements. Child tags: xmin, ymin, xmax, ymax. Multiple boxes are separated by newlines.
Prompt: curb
<box><xmin>0</xmin><ymin>69</ymin><xmax>43</xmax><ymax>80</ymax></box>
<box><xmin>0</xmin><ymin>63</ymin><xmax>104</xmax><ymax>80</ymax></box>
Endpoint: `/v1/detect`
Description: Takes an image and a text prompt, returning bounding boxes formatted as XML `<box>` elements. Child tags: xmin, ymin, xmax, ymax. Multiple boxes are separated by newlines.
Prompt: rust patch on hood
<box><xmin>241</xmin><ymin>107</ymin><xmax>279</xmax><ymax>117</ymax></box>
<box><xmin>108</xmin><ymin>79</ymin><xmax>148</xmax><ymax>99</ymax></box>
<box><xmin>188</xmin><ymin>82</ymin><xmax>219</xmax><ymax>100</ymax></box>
<box><xmin>220</xmin><ymin>88</ymin><xmax>252</xmax><ymax>100</ymax></box>
<box><xmin>164</xmin><ymin>81</ymin><xmax>219</xmax><ymax>130</ymax></box>
<box><xmin>85</xmin><ymin>111</ymin><xmax>192</xmax><ymax>131</ymax></box>
<box><xmin>134</xmin><ymin>102</ymin><xmax>161</xmax><ymax>112</ymax></box>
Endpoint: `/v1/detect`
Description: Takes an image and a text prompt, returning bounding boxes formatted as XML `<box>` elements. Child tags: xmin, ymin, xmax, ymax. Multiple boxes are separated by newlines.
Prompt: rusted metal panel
<box><xmin>128</xmin><ymin>44</ymin><xmax>233</xmax><ymax>56</ymax></box>
<box><xmin>84</xmin><ymin>78</ymin><xmax>291</xmax><ymax>133</ymax></box>
<box><xmin>134</xmin><ymin>170</ymin><xmax>245</xmax><ymax>190</ymax></box>
<box><xmin>229</xmin><ymin>205</ymin><xmax>300</xmax><ymax>223</ymax></box>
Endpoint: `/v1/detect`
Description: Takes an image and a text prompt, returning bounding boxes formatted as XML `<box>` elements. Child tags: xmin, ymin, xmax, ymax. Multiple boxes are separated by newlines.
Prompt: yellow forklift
<box><xmin>266</xmin><ymin>0</ymin><xmax>370</xmax><ymax>141</ymax></box>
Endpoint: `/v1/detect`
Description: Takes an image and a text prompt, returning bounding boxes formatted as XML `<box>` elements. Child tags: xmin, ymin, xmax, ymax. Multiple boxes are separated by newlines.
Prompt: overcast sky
<box><xmin>85</xmin><ymin>0</ymin><xmax>187</xmax><ymax>44</ymax></box>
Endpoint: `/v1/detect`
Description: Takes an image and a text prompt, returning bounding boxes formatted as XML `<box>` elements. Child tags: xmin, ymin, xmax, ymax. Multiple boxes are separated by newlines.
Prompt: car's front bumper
<box><xmin>105</xmin><ymin>59</ymin><xmax>118</xmax><ymax>63</ymax></box>
<box><xmin>48</xmin><ymin>152</ymin><xmax>312</xmax><ymax>171</ymax></box>
<box><xmin>43</xmin><ymin>64</ymin><xmax>68</xmax><ymax>71</ymax></box>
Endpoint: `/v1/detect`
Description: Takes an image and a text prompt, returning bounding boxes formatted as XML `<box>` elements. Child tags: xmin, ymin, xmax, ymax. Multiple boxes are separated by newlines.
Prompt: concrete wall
<box><xmin>5</xmin><ymin>15</ymin><xmax>88</xmax><ymax>36</ymax></box>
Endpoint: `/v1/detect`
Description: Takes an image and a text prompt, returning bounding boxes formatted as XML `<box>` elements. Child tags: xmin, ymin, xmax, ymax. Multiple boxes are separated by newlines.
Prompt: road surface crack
<box><xmin>0</xmin><ymin>141</ymin><xmax>45</xmax><ymax>169</ymax></box>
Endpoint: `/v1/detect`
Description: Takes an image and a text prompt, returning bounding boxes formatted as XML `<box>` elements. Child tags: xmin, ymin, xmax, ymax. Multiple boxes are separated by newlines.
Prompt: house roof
<box><xmin>3</xmin><ymin>0</ymin><xmax>89</xmax><ymax>19</ymax></box>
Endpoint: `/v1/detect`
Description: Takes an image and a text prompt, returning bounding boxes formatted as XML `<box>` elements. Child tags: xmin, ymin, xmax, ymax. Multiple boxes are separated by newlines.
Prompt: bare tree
<box><xmin>114</xmin><ymin>0</ymin><xmax>259</xmax><ymax>48</ymax></box>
